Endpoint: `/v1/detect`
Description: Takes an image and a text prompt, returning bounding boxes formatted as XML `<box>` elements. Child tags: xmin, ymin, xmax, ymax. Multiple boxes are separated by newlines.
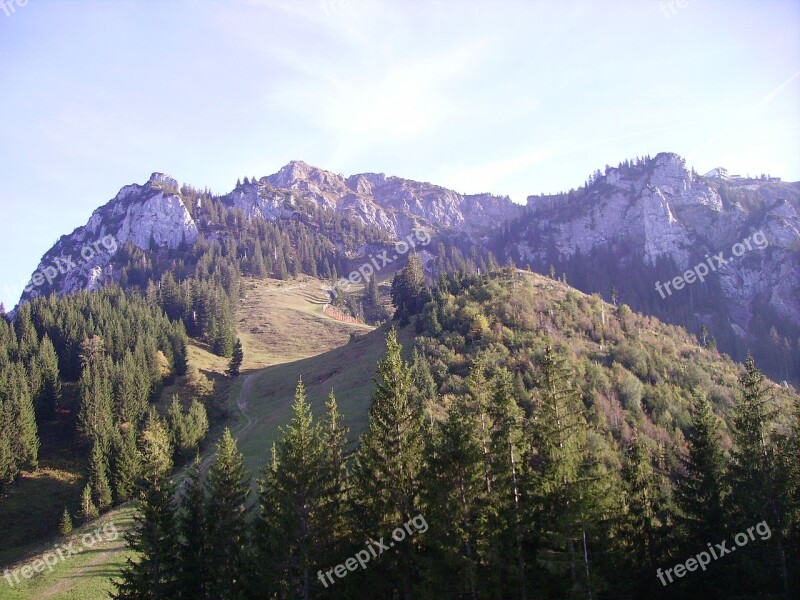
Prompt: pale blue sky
<box><xmin>1</xmin><ymin>0</ymin><xmax>798</xmax><ymax>308</ymax></box>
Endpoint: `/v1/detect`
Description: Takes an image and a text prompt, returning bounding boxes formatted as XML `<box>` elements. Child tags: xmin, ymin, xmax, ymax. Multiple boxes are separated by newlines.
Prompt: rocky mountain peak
<box><xmin>267</xmin><ymin>160</ymin><xmax>346</xmax><ymax>192</ymax></box>
<box><xmin>147</xmin><ymin>172</ymin><xmax>180</xmax><ymax>192</ymax></box>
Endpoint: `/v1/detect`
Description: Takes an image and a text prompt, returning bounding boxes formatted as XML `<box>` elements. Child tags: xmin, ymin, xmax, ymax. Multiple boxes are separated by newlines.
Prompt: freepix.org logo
<box><xmin>655</xmin><ymin>230</ymin><xmax>768</xmax><ymax>300</ymax></box>
<box><xmin>1</xmin><ymin>0</ymin><xmax>29</xmax><ymax>18</ymax></box>
<box><xmin>23</xmin><ymin>235</ymin><xmax>118</xmax><ymax>295</ymax></box>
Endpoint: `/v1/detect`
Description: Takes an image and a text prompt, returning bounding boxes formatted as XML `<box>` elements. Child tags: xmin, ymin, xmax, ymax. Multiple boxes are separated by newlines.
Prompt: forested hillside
<box><xmin>110</xmin><ymin>264</ymin><xmax>800</xmax><ymax>599</ymax></box>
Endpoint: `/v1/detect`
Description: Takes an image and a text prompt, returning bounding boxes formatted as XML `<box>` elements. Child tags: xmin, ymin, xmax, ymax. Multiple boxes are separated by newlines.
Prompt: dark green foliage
<box><xmin>166</xmin><ymin>396</ymin><xmax>209</xmax><ymax>462</ymax></box>
<box><xmin>675</xmin><ymin>394</ymin><xmax>727</xmax><ymax>545</ymax></box>
<box><xmin>112</xmin><ymin>413</ymin><xmax>179</xmax><ymax>600</ymax></box>
<box><xmin>351</xmin><ymin>329</ymin><xmax>425</xmax><ymax>597</ymax></box>
<box><xmin>58</xmin><ymin>506</ymin><xmax>73</xmax><ymax>536</ymax></box>
<box><xmin>257</xmin><ymin>380</ymin><xmax>326</xmax><ymax>599</ymax></box>
<box><xmin>35</xmin><ymin>334</ymin><xmax>61</xmax><ymax>421</ymax></box>
<box><xmin>113</xmin><ymin>425</ymin><xmax>143</xmax><ymax>503</ymax></box>
<box><xmin>88</xmin><ymin>440</ymin><xmax>113</xmax><ymax>512</ymax></box>
<box><xmin>0</xmin><ymin>362</ymin><xmax>39</xmax><ymax>474</ymax></box>
<box><xmin>228</xmin><ymin>338</ymin><xmax>244</xmax><ymax>377</ymax></box>
<box><xmin>390</xmin><ymin>253</ymin><xmax>430</xmax><ymax>325</ymax></box>
<box><xmin>725</xmin><ymin>356</ymin><xmax>791</xmax><ymax>596</ymax></box>
<box><xmin>176</xmin><ymin>459</ymin><xmax>209</xmax><ymax>600</ymax></box>
<box><xmin>204</xmin><ymin>429</ymin><xmax>250</xmax><ymax>600</ymax></box>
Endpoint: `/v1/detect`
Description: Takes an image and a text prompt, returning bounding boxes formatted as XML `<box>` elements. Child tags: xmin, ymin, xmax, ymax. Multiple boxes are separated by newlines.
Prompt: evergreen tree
<box><xmin>59</xmin><ymin>507</ymin><xmax>73</xmax><ymax>536</ymax></box>
<box><xmin>390</xmin><ymin>253</ymin><xmax>428</xmax><ymax>325</ymax></box>
<box><xmin>485</xmin><ymin>368</ymin><xmax>528</xmax><ymax>599</ymax></box>
<box><xmin>351</xmin><ymin>329</ymin><xmax>424</xmax><ymax>598</ymax></box>
<box><xmin>318</xmin><ymin>391</ymin><xmax>351</xmax><ymax>568</ymax></box>
<box><xmin>78</xmin><ymin>358</ymin><xmax>115</xmax><ymax>453</ymax></box>
<box><xmin>618</xmin><ymin>435</ymin><xmax>670</xmax><ymax>592</ymax></box>
<box><xmin>114</xmin><ymin>426</ymin><xmax>143</xmax><ymax>503</ymax></box>
<box><xmin>81</xmin><ymin>483</ymin><xmax>98</xmax><ymax>523</ymax></box>
<box><xmin>204</xmin><ymin>429</ymin><xmax>250</xmax><ymax>600</ymax></box>
<box><xmin>726</xmin><ymin>356</ymin><xmax>790</xmax><ymax>596</ymax></box>
<box><xmin>3</xmin><ymin>363</ymin><xmax>39</xmax><ymax>471</ymax></box>
<box><xmin>420</xmin><ymin>394</ymin><xmax>489</xmax><ymax>598</ymax></box>
<box><xmin>258</xmin><ymin>380</ymin><xmax>325</xmax><ymax>599</ymax></box>
<box><xmin>675</xmin><ymin>394</ymin><xmax>727</xmax><ymax>546</ymax></box>
<box><xmin>531</xmin><ymin>346</ymin><xmax>603</xmax><ymax>598</ymax></box>
<box><xmin>176</xmin><ymin>458</ymin><xmax>208</xmax><ymax>600</ymax></box>
<box><xmin>88</xmin><ymin>440</ymin><xmax>113</xmax><ymax>511</ymax></box>
<box><xmin>35</xmin><ymin>334</ymin><xmax>61</xmax><ymax>422</ymax></box>
<box><xmin>113</xmin><ymin>411</ymin><xmax>178</xmax><ymax>600</ymax></box>
<box><xmin>228</xmin><ymin>338</ymin><xmax>243</xmax><ymax>377</ymax></box>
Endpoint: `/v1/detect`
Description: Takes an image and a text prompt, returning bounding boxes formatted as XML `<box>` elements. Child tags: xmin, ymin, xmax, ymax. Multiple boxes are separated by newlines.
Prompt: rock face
<box><xmin>223</xmin><ymin>160</ymin><xmax>521</xmax><ymax>239</ymax></box>
<box><xmin>17</xmin><ymin>155</ymin><xmax>800</xmax><ymax>352</ymax></box>
<box><xmin>511</xmin><ymin>152</ymin><xmax>800</xmax><ymax>339</ymax></box>
<box><xmin>19</xmin><ymin>173</ymin><xmax>199</xmax><ymax>304</ymax></box>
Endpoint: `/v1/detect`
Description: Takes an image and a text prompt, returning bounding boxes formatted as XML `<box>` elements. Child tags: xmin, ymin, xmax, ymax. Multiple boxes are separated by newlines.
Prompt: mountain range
<box><xmin>16</xmin><ymin>152</ymin><xmax>800</xmax><ymax>383</ymax></box>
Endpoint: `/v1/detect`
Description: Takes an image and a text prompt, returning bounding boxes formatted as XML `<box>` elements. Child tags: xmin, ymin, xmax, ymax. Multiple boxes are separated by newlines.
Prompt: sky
<box><xmin>0</xmin><ymin>0</ymin><xmax>798</xmax><ymax>308</ymax></box>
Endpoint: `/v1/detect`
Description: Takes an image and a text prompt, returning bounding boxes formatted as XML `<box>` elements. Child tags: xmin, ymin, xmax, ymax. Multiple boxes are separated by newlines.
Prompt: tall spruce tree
<box><xmin>351</xmin><ymin>329</ymin><xmax>424</xmax><ymax>598</ymax></box>
<box><xmin>4</xmin><ymin>363</ymin><xmax>39</xmax><ymax>471</ymax></box>
<box><xmin>486</xmin><ymin>368</ymin><xmax>528</xmax><ymax>599</ymax></box>
<box><xmin>204</xmin><ymin>428</ymin><xmax>250</xmax><ymax>600</ymax></box>
<box><xmin>726</xmin><ymin>356</ymin><xmax>790</xmax><ymax>597</ymax></box>
<box><xmin>78</xmin><ymin>358</ymin><xmax>115</xmax><ymax>453</ymax></box>
<box><xmin>88</xmin><ymin>440</ymin><xmax>113</xmax><ymax>511</ymax></box>
<box><xmin>618</xmin><ymin>435</ymin><xmax>670</xmax><ymax>593</ymax></box>
<box><xmin>176</xmin><ymin>458</ymin><xmax>208</xmax><ymax>600</ymax></box>
<box><xmin>113</xmin><ymin>411</ymin><xmax>178</xmax><ymax>600</ymax></box>
<box><xmin>318</xmin><ymin>391</ymin><xmax>351</xmax><ymax>569</ymax></box>
<box><xmin>113</xmin><ymin>425</ymin><xmax>143</xmax><ymax>503</ymax></box>
<box><xmin>420</xmin><ymin>394</ymin><xmax>489</xmax><ymax>599</ymax></box>
<box><xmin>530</xmin><ymin>346</ymin><xmax>601</xmax><ymax>598</ymax></box>
<box><xmin>258</xmin><ymin>380</ymin><xmax>325</xmax><ymax>599</ymax></box>
<box><xmin>228</xmin><ymin>338</ymin><xmax>243</xmax><ymax>377</ymax></box>
<box><xmin>35</xmin><ymin>334</ymin><xmax>61</xmax><ymax>422</ymax></box>
<box><xmin>675</xmin><ymin>394</ymin><xmax>727</xmax><ymax>546</ymax></box>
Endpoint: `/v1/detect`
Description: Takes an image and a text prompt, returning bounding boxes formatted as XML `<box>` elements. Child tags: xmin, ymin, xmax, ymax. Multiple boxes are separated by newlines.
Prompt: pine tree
<box><xmin>390</xmin><ymin>253</ymin><xmax>428</xmax><ymax>324</ymax></box>
<box><xmin>486</xmin><ymin>368</ymin><xmax>529</xmax><ymax>599</ymax></box>
<box><xmin>35</xmin><ymin>335</ymin><xmax>61</xmax><ymax>422</ymax></box>
<box><xmin>4</xmin><ymin>363</ymin><xmax>39</xmax><ymax>471</ymax></box>
<box><xmin>78</xmin><ymin>358</ymin><xmax>115</xmax><ymax>453</ymax></box>
<box><xmin>59</xmin><ymin>507</ymin><xmax>73</xmax><ymax>536</ymax></box>
<box><xmin>176</xmin><ymin>458</ymin><xmax>208</xmax><ymax>600</ymax></box>
<box><xmin>531</xmin><ymin>346</ymin><xmax>602</xmax><ymax>598</ymax></box>
<box><xmin>258</xmin><ymin>380</ymin><xmax>325</xmax><ymax>598</ymax></box>
<box><xmin>113</xmin><ymin>426</ymin><xmax>143</xmax><ymax>503</ymax></box>
<box><xmin>204</xmin><ymin>428</ymin><xmax>250</xmax><ymax>600</ymax></box>
<box><xmin>618</xmin><ymin>435</ymin><xmax>670</xmax><ymax>591</ymax></box>
<box><xmin>81</xmin><ymin>484</ymin><xmax>98</xmax><ymax>523</ymax></box>
<box><xmin>421</xmin><ymin>394</ymin><xmax>488</xmax><ymax>598</ymax></box>
<box><xmin>318</xmin><ymin>391</ymin><xmax>351</xmax><ymax>567</ymax></box>
<box><xmin>0</xmin><ymin>397</ymin><xmax>16</xmax><ymax>488</ymax></box>
<box><xmin>351</xmin><ymin>329</ymin><xmax>424</xmax><ymax>598</ymax></box>
<box><xmin>228</xmin><ymin>338</ymin><xmax>243</xmax><ymax>377</ymax></box>
<box><xmin>675</xmin><ymin>394</ymin><xmax>727</xmax><ymax>546</ymax></box>
<box><xmin>88</xmin><ymin>440</ymin><xmax>113</xmax><ymax>511</ymax></box>
<box><xmin>726</xmin><ymin>356</ymin><xmax>790</xmax><ymax>596</ymax></box>
<box><xmin>113</xmin><ymin>411</ymin><xmax>178</xmax><ymax>600</ymax></box>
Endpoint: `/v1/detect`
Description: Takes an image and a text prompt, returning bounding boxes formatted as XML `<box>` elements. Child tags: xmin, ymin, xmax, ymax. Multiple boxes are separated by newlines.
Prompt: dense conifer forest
<box><xmin>109</xmin><ymin>263</ymin><xmax>800</xmax><ymax>599</ymax></box>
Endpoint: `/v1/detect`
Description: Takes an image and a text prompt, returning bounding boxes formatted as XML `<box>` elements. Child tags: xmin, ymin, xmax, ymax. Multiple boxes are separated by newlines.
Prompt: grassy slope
<box><xmin>0</xmin><ymin>276</ymin><xmax>377</xmax><ymax>600</ymax></box>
